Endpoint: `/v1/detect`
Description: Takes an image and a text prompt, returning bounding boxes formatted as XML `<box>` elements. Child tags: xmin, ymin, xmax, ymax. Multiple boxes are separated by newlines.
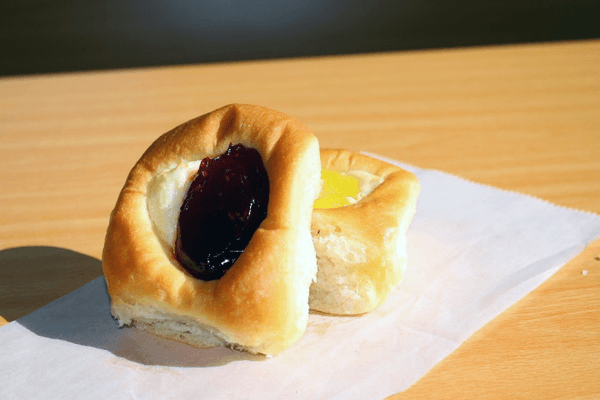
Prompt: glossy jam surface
<box><xmin>175</xmin><ymin>143</ymin><xmax>269</xmax><ymax>280</ymax></box>
<box><xmin>313</xmin><ymin>170</ymin><xmax>361</xmax><ymax>209</ymax></box>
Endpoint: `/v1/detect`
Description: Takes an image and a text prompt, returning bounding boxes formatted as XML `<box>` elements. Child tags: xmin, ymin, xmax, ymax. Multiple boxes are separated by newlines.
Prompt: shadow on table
<box><xmin>0</xmin><ymin>246</ymin><xmax>103</xmax><ymax>321</ymax></box>
<box><xmin>0</xmin><ymin>246</ymin><xmax>264</xmax><ymax>367</ymax></box>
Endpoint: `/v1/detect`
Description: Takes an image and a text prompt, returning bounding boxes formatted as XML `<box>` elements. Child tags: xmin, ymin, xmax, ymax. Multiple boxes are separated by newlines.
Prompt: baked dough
<box><xmin>102</xmin><ymin>104</ymin><xmax>321</xmax><ymax>355</ymax></box>
<box><xmin>310</xmin><ymin>149</ymin><xmax>420</xmax><ymax>315</ymax></box>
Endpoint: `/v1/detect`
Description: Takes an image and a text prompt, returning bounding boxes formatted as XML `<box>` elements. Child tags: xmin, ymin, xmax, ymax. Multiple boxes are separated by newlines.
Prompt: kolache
<box><xmin>102</xmin><ymin>104</ymin><xmax>419</xmax><ymax>355</ymax></box>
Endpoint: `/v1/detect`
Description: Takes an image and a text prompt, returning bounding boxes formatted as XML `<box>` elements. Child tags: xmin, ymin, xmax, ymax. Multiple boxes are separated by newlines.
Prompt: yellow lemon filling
<box><xmin>314</xmin><ymin>169</ymin><xmax>383</xmax><ymax>209</ymax></box>
<box><xmin>314</xmin><ymin>170</ymin><xmax>360</xmax><ymax>209</ymax></box>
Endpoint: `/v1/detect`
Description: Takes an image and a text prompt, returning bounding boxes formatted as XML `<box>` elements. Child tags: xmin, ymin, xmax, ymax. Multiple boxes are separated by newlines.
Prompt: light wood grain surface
<box><xmin>1</xmin><ymin>39</ymin><xmax>599</xmax><ymax>398</ymax></box>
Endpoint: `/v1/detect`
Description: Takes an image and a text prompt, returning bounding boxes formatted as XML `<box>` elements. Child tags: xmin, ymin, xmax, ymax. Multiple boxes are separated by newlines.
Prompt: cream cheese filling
<box><xmin>345</xmin><ymin>170</ymin><xmax>384</xmax><ymax>204</ymax></box>
<box><xmin>147</xmin><ymin>161</ymin><xmax>200</xmax><ymax>247</ymax></box>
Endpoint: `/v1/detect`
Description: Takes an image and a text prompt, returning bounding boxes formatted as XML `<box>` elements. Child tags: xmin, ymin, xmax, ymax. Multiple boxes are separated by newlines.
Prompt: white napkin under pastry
<box><xmin>2</xmin><ymin>155</ymin><xmax>600</xmax><ymax>400</ymax></box>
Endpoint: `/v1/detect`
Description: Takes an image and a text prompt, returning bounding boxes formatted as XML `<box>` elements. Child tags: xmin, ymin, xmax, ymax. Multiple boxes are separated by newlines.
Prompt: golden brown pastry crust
<box><xmin>102</xmin><ymin>104</ymin><xmax>321</xmax><ymax>355</ymax></box>
<box><xmin>310</xmin><ymin>149</ymin><xmax>420</xmax><ymax>315</ymax></box>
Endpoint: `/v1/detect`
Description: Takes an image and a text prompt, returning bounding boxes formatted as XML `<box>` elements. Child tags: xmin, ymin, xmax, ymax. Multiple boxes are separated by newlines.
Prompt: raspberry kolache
<box><xmin>102</xmin><ymin>104</ymin><xmax>321</xmax><ymax>355</ymax></box>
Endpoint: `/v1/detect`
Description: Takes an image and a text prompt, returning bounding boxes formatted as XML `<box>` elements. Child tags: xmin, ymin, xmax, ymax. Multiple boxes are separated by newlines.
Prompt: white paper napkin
<box><xmin>2</xmin><ymin>156</ymin><xmax>600</xmax><ymax>400</ymax></box>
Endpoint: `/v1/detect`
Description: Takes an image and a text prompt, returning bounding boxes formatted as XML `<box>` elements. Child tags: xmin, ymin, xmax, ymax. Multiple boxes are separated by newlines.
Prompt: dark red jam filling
<box><xmin>174</xmin><ymin>143</ymin><xmax>269</xmax><ymax>281</ymax></box>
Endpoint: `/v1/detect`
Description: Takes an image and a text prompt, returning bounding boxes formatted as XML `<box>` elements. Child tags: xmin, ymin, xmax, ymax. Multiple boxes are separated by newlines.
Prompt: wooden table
<box><xmin>1</xmin><ymin>40</ymin><xmax>599</xmax><ymax>399</ymax></box>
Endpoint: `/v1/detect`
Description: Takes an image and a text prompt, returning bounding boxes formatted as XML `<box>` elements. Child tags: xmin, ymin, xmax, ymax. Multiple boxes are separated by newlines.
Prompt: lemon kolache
<box><xmin>310</xmin><ymin>149</ymin><xmax>420</xmax><ymax>315</ymax></box>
